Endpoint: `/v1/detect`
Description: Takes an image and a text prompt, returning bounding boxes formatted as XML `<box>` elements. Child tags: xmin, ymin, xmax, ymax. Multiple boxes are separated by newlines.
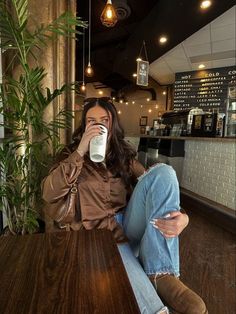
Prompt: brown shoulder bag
<box><xmin>45</xmin><ymin>179</ymin><xmax>82</xmax><ymax>231</ymax></box>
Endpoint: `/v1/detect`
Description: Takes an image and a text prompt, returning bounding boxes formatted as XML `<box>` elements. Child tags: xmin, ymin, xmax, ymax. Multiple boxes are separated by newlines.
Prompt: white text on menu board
<box><xmin>174</xmin><ymin>67</ymin><xmax>236</xmax><ymax>111</ymax></box>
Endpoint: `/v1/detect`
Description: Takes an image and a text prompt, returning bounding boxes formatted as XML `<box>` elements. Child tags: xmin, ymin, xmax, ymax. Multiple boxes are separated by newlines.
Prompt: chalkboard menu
<box><xmin>174</xmin><ymin>66</ymin><xmax>236</xmax><ymax>112</ymax></box>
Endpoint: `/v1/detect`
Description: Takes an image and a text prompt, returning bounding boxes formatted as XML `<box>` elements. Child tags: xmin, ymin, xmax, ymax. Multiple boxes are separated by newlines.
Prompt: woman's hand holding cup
<box><xmin>76</xmin><ymin>124</ymin><xmax>104</xmax><ymax>157</ymax></box>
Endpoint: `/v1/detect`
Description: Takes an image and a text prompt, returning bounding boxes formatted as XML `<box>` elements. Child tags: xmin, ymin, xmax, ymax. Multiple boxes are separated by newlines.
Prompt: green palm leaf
<box><xmin>0</xmin><ymin>0</ymin><xmax>86</xmax><ymax>235</ymax></box>
<box><xmin>12</xmin><ymin>0</ymin><xmax>28</xmax><ymax>27</ymax></box>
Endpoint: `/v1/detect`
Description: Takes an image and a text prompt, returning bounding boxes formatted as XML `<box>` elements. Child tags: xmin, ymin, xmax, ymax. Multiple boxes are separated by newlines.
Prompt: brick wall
<box><xmin>181</xmin><ymin>140</ymin><xmax>236</xmax><ymax>210</ymax></box>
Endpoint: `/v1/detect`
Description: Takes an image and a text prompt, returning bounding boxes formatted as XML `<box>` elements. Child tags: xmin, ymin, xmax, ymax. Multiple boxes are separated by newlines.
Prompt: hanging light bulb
<box><xmin>85</xmin><ymin>0</ymin><xmax>94</xmax><ymax>77</ymax></box>
<box><xmin>100</xmin><ymin>0</ymin><xmax>118</xmax><ymax>27</ymax></box>
<box><xmin>80</xmin><ymin>29</ymin><xmax>86</xmax><ymax>93</ymax></box>
<box><xmin>80</xmin><ymin>82</ymin><xmax>86</xmax><ymax>92</ymax></box>
<box><xmin>85</xmin><ymin>61</ymin><xmax>94</xmax><ymax>77</ymax></box>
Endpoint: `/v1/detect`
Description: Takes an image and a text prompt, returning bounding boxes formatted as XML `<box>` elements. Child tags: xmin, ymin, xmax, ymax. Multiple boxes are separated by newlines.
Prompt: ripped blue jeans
<box><xmin>124</xmin><ymin>163</ymin><xmax>180</xmax><ymax>276</ymax></box>
<box><xmin>116</xmin><ymin>163</ymin><xmax>180</xmax><ymax>313</ymax></box>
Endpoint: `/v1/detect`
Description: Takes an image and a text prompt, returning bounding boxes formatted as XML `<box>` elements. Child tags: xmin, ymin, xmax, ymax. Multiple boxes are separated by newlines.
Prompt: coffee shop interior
<box><xmin>0</xmin><ymin>1</ymin><xmax>235</xmax><ymax>313</ymax></box>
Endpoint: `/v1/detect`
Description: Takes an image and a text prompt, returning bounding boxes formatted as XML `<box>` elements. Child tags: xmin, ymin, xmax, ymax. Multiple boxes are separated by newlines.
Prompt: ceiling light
<box><xmin>198</xmin><ymin>64</ymin><xmax>205</xmax><ymax>69</ymax></box>
<box><xmin>98</xmin><ymin>90</ymin><xmax>103</xmax><ymax>95</ymax></box>
<box><xmin>200</xmin><ymin>1</ymin><xmax>212</xmax><ymax>9</ymax></box>
<box><xmin>159</xmin><ymin>36</ymin><xmax>168</xmax><ymax>44</ymax></box>
<box><xmin>147</xmin><ymin>98</ymin><xmax>150</xmax><ymax>102</ymax></box>
<box><xmin>85</xmin><ymin>0</ymin><xmax>94</xmax><ymax>77</ymax></box>
<box><xmin>132</xmin><ymin>101</ymin><xmax>135</xmax><ymax>104</ymax></box>
<box><xmin>148</xmin><ymin>109</ymin><xmax>152</xmax><ymax>113</ymax></box>
<box><xmin>100</xmin><ymin>0</ymin><xmax>118</xmax><ymax>27</ymax></box>
<box><xmin>132</xmin><ymin>73</ymin><xmax>137</xmax><ymax>77</ymax></box>
<box><xmin>162</xmin><ymin>91</ymin><xmax>166</xmax><ymax>95</ymax></box>
<box><xmin>136</xmin><ymin>57</ymin><xmax>142</xmax><ymax>62</ymax></box>
<box><xmin>118</xmin><ymin>110</ymin><xmax>122</xmax><ymax>114</ymax></box>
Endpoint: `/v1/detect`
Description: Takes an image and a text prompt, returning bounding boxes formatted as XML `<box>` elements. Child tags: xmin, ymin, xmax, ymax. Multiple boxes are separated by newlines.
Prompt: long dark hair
<box><xmin>72</xmin><ymin>98</ymin><xmax>137</xmax><ymax>187</ymax></box>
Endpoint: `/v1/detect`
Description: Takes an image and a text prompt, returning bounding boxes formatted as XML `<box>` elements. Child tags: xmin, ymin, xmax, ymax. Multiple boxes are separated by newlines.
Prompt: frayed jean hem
<box><xmin>146</xmin><ymin>269</ymin><xmax>180</xmax><ymax>277</ymax></box>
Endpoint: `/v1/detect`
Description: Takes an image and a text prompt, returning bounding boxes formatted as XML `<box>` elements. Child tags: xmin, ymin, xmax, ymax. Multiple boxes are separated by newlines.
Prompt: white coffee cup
<box><xmin>89</xmin><ymin>124</ymin><xmax>108</xmax><ymax>162</ymax></box>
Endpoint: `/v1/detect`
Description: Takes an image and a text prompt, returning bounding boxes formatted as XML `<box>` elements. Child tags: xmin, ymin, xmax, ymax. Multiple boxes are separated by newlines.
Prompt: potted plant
<box><xmin>0</xmin><ymin>0</ymin><xmax>86</xmax><ymax>235</ymax></box>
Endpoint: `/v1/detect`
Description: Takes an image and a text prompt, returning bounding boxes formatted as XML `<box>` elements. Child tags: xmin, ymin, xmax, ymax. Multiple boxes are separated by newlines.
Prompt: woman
<box><xmin>42</xmin><ymin>97</ymin><xmax>207</xmax><ymax>314</ymax></box>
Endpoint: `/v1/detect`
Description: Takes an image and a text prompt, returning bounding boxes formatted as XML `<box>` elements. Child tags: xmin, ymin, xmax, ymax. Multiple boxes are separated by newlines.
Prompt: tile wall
<box><xmin>181</xmin><ymin>140</ymin><xmax>236</xmax><ymax>210</ymax></box>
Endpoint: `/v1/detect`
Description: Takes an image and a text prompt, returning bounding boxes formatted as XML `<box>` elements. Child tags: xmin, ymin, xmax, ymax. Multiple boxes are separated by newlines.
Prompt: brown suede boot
<box><xmin>149</xmin><ymin>274</ymin><xmax>208</xmax><ymax>314</ymax></box>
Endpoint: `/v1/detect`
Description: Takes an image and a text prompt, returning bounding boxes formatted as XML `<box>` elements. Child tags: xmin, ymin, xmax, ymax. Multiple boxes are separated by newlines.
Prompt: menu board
<box><xmin>174</xmin><ymin>66</ymin><xmax>236</xmax><ymax>112</ymax></box>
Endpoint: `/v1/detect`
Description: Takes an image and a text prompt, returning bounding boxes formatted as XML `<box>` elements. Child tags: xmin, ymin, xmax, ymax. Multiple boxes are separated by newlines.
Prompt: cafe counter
<box><xmin>126</xmin><ymin>134</ymin><xmax>236</xmax><ymax>141</ymax></box>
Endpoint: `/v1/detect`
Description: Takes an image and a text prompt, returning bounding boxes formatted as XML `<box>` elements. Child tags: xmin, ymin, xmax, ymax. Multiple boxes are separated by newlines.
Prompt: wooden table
<box><xmin>0</xmin><ymin>230</ymin><xmax>140</xmax><ymax>314</ymax></box>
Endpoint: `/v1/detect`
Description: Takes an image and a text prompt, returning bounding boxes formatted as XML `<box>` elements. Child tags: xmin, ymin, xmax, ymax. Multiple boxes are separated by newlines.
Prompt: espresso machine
<box><xmin>161</xmin><ymin>108</ymin><xmax>204</xmax><ymax>136</ymax></box>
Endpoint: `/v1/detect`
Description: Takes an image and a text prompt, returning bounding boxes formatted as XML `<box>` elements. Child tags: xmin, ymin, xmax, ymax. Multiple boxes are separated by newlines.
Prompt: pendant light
<box><xmin>80</xmin><ymin>81</ymin><xmax>86</xmax><ymax>92</ymax></box>
<box><xmin>85</xmin><ymin>0</ymin><xmax>94</xmax><ymax>77</ymax></box>
<box><xmin>100</xmin><ymin>0</ymin><xmax>118</xmax><ymax>28</ymax></box>
<box><xmin>80</xmin><ymin>29</ymin><xmax>86</xmax><ymax>92</ymax></box>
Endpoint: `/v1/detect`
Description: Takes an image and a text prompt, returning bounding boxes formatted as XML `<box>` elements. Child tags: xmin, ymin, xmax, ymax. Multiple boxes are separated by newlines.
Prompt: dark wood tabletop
<box><xmin>0</xmin><ymin>230</ymin><xmax>140</xmax><ymax>314</ymax></box>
